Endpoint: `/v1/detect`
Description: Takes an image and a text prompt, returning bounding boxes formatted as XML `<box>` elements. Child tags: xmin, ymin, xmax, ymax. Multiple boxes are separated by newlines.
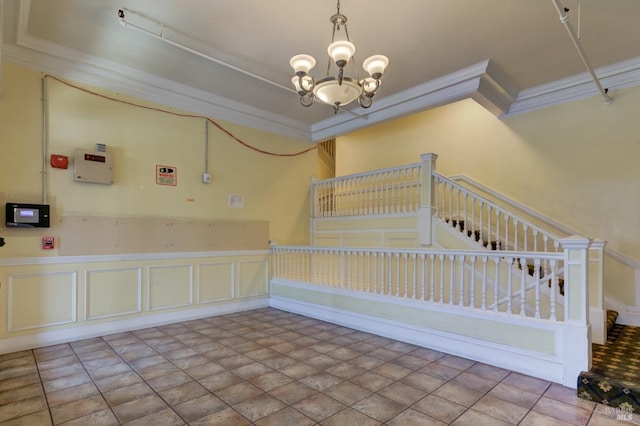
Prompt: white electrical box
<box><xmin>74</xmin><ymin>148</ymin><xmax>114</xmax><ymax>184</ymax></box>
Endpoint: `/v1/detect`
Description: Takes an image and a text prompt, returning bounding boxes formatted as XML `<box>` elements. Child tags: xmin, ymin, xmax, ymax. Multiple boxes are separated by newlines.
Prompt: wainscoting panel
<box><xmin>148</xmin><ymin>264</ymin><xmax>193</xmax><ymax>311</ymax></box>
<box><xmin>8</xmin><ymin>271</ymin><xmax>77</xmax><ymax>332</ymax></box>
<box><xmin>198</xmin><ymin>262</ymin><xmax>234</xmax><ymax>304</ymax></box>
<box><xmin>238</xmin><ymin>260</ymin><xmax>269</xmax><ymax>298</ymax></box>
<box><xmin>85</xmin><ymin>268</ymin><xmax>142</xmax><ymax>320</ymax></box>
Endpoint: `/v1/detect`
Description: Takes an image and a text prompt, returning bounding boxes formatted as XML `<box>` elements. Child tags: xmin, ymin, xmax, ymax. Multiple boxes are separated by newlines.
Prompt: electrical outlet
<box><xmin>202</xmin><ymin>173</ymin><xmax>212</xmax><ymax>183</ymax></box>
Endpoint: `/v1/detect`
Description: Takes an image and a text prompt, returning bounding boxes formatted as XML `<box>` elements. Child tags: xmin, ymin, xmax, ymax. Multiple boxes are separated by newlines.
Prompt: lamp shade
<box><xmin>290</xmin><ymin>54</ymin><xmax>316</xmax><ymax>74</ymax></box>
<box><xmin>314</xmin><ymin>77</ymin><xmax>362</xmax><ymax>106</ymax></box>
<box><xmin>363</xmin><ymin>55</ymin><xmax>389</xmax><ymax>78</ymax></box>
<box><xmin>327</xmin><ymin>40</ymin><xmax>356</xmax><ymax>65</ymax></box>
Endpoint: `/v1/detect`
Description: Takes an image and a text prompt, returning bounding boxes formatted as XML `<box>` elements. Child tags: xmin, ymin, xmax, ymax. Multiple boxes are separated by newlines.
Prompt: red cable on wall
<box><xmin>43</xmin><ymin>75</ymin><xmax>317</xmax><ymax>157</ymax></box>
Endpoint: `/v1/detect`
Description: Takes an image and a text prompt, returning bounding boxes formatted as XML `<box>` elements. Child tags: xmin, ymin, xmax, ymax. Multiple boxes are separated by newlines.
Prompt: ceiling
<box><xmin>3</xmin><ymin>0</ymin><xmax>640</xmax><ymax>141</ymax></box>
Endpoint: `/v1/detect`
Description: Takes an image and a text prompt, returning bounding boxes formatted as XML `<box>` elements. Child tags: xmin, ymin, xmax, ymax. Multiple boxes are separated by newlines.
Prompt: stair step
<box><xmin>577</xmin><ymin>371</ymin><xmax>640</xmax><ymax>413</ymax></box>
<box><xmin>607</xmin><ymin>310</ymin><xmax>619</xmax><ymax>333</ymax></box>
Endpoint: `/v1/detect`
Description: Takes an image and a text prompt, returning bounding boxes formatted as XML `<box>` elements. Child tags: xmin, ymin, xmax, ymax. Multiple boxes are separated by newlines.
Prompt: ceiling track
<box><xmin>551</xmin><ymin>0</ymin><xmax>612</xmax><ymax>105</ymax></box>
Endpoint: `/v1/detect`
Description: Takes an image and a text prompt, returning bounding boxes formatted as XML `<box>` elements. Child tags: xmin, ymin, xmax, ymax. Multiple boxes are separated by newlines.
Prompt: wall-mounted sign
<box><xmin>156</xmin><ymin>165</ymin><xmax>177</xmax><ymax>186</ymax></box>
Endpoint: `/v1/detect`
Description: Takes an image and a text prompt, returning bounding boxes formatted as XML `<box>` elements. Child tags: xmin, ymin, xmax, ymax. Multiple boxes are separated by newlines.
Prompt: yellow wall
<box><xmin>336</xmin><ymin>92</ymin><xmax>640</xmax><ymax>299</ymax></box>
<box><xmin>0</xmin><ymin>62</ymin><xmax>316</xmax><ymax>256</ymax></box>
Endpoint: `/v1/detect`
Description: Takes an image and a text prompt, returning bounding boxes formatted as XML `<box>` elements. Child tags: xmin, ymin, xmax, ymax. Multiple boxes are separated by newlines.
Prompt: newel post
<box><xmin>560</xmin><ymin>236</ymin><xmax>591</xmax><ymax>388</ymax></box>
<box><xmin>418</xmin><ymin>153</ymin><xmax>438</xmax><ymax>246</ymax></box>
<box><xmin>588</xmin><ymin>240</ymin><xmax>606</xmax><ymax>345</ymax></box>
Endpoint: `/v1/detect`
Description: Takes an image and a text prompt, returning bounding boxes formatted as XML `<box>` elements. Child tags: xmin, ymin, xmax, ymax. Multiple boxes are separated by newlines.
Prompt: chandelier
<box><xmin>289</xmin><ymin>0</ymin><xmax>389</xmax><ymax>113</ymax></box>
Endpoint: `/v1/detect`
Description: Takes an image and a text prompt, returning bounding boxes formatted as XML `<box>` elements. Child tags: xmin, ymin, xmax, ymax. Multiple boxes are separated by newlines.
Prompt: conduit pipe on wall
<box><xmin>117</xmin><ymin>9</ymin><xmax>295</xmax><ymax>95</ymax></box>
<box><xmin>41</xmin><ymin>77</ymin><xmax>48</xmax><ymax>204</ymax></box>
<box><xmin>551</xmin><ymin>0</ymin><xmax>612</xmax><ymax>105</ymax></box>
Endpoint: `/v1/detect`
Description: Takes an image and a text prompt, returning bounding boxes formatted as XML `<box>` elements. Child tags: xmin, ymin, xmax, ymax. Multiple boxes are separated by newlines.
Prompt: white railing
<box><xmin>433</xmin><ymin>172</ymin><xmax>563</xmax><ymax>254</ymax></box>
<box><xmin>312</xmin><ymin>163</ymin><xmax>422</xmax><ymax>218</ymax></box>
<box><xmin>272</xmin><ymin>246</ymin><xmax>565</xmax><ymax>321</ymax></box>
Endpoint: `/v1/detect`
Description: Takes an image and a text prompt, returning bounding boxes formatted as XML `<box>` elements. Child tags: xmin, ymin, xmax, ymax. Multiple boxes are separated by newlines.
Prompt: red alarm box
<box><xmin>51</xmin><ymin>155</ymin><xmax>69</xmax><ymax>169</ymax></box>
<box><xmin>42</xmin><ymin>236</ymin><xmax>55</xmax><ymax>250</ymax></box>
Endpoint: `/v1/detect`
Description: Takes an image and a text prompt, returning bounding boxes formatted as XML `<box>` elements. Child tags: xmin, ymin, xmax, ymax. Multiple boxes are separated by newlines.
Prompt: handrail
<box><xmin>272</xmin><ymin>245</ymin><xmax>565</xmax><ymax>321</ymax></box>
<box><xmin>433</xmin><ymin>172</ymin><xmax>563</xmax><ymax>253</ymax></box>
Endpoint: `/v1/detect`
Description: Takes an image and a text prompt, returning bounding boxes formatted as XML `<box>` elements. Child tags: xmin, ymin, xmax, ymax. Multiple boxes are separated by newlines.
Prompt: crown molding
<box><xmin>505</xmin><ymin>56</ymin><xmax>640</xmax><ymax>117</ymax></box>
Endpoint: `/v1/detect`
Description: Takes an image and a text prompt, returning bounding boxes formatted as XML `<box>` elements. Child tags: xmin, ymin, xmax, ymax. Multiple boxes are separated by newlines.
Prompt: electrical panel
<box><xmin>74</xmin><ymin>149</ymin><xmax>114</xmax><ymax>184</ymax></box>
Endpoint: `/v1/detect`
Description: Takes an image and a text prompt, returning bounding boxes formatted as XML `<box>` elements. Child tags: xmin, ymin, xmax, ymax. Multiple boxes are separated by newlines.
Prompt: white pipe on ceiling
<box><xmin>550</xmin><ymin>0</ymin><xmax>612</xmax><ymax>105</ymax></box>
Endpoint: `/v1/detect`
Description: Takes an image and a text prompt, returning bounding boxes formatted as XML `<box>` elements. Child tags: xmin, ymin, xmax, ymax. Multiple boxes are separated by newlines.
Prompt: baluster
<box><xmin>470</xmin><ymin>256</ymin><xmax>476</xmax><ymax>308</ymax></box>
<box><xmin>479</xmin><ymin>200</ymin><xmax>484</xmax><ymax>243</ymax></box>
<box><xmin>522</xmin><ymin>224</ymin><xmax>528</xmax><ymax>252</ymax></box>
<box><xmin>481</xmin><ymin>256</ymin><xmax>488</xmax><ymax>310</ymax></box>
<box><xmin>371</xmin><ymin>251</ymin><xmax>377</xmax><ymax>293</ymax></box>
<box><xmin>487</xmin><ymin>206</ymin><xmax>492</xmax><ymax>248</ymax></box>
<box><xmin>395</xmin><ymin>252</ymin><xmax>401</xmax><ymax>296</ymax></box>
<box><xmin>448</xmin><ymin>185</ymin><xmax>453</xmax><ymax>226</ymax></box>
<box><xmin>419</xmin><ymin>253</ymin><xmax>425</xmax><ymax>301</ymax></box>
<box><xmin>534</xmin><ymin>258</ymin><xmax>541</xmax><ymax>319</ymax></box>
<box><xmin>402</xmin><ymin>168</ymin><xmax>408</xmax><ymax>213</ymax></box>
<box><xmin>388</xmin><ymin>252</ymin><xmax>393</xmax><ymax>296</ymax></box>
<box><xmin>495</xmin><ymin>211</ymin><xmax>501</xmax><ymax>250</ymax></box>
<box><xmin>380</xmin><ymin>250</ymin><xmax>385</xmax><ymax>295</ymax></box>
<box><xmin>434</xmin><ymin>176</ymin><xmax>441</xmax><ymax>218</ymax></box>
<box><xmin>514</xmin><ymin>219</ymin><xmax>519</xmax><ymax>251</ymax></box>
<box><xmin>520</xmin><ymin>257</ymin><xmax>526</xmax><ymax>316</ymax></box>
<box><xmin>549</xmin><ymin>259</ymin><xmax>557</xmax><ymax>321</ymax></box>
<box><xmin>449</xmin><ymin>254</ymin><xmax>455</xmax><ymax>305</ymax></box>
<box><xmin>463</xmin><ymin>192</ymin><xmax>468</xmax><ymax>233</ymax></box>
<box><xmin>459</xmin><ymin>255</ymin><xmax>465</xmax><ymax>307</ymax></box>
<box><xmin>439</xmin><ymin>254</ymin><xmax>445</xmax><ymax>304</ymax></box>
<box><xmin>366</xmin><ymin>175</ymin><xmax>373</xmax><ymax>215</ymax></box>
<box><xmin>532</xmin><ymin>229</ymin><xmax>538</xmax><ymax>252</ymax></box>
<box><xmin>506</xmin><ymin>257</ymin><xmax>513</xmax><ymax>315</ymax></box>
<box><xmin>471</xmin><ymin>196</ymin><xmax>476</xmax><ymax>241</ymax></box>
<box><xmin>429</xmin><ymin>254</ymin><xmax>436</xmax><ymax>302</ymax></box>
<box><xmin>493</xmin><ymin>257</ymin><xmax>500</xmax><ymax>312</ymax></box>
<box><xmin>366</xmin><ymin>251</ymin><xmax>370</xmax><ymax>292</ymax></box>
<box><xmin>504</xmin><ymin>214</ymin><xmax>509</xmax><ymax>250</ymax></box>
<box><xmin>411</xmin><ymin>253</ymin><xmax>417</xmax><ymax>300</ymax></box>
<box><xmin>403</xmin><ymin>252</ymin><xmax>409</xmax><ymax>297</ymax></box>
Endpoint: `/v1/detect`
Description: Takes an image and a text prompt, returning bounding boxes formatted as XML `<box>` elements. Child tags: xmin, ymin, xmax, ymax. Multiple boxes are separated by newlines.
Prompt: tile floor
<box><xmin>0</xmin><ymin>307</ymin><xmax>634</xmax><ymax>425</ymax></box>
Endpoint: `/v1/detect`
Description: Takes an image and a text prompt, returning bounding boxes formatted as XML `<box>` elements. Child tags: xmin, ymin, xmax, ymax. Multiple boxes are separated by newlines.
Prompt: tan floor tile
<box><xmin>502</xmin><ymin>371</ymin><xmax>551</xmax><ymax>395</ymax></box>
<box><xmin>94</xmin><ymin>371</ymin><xmax>142</xmax><ymax>393</ymax></box>
<box><xmin>216</xmin><ymin>355</ymin><xmax>255</xmax><ymax>370</ymax></box>
<box><xmin>412</xmin><ymin>394</ymin><xmax>467</xmax><ymax>423</ymax></box>
<box><xmin>392</xmin><ymin>354</ymin><xmax>431</xmax><ymax>370</ymax></box>
<box><xmin>188</xmin><ymin>407</ymin><xmax>250</xmax><ymax>426</ymax></box>
<box><xmin>260</xmin><ymin>355</ymin><xmax>298</xmax><ymax>370</ymax></box>
<box><xmin>593</xmin><ymin>404</ymin><xmax>640</xmax><ymax>425</ymax></box>
<box><xmin>325</xmin><ymin>362</ymin><xmax>365</xmax><ymax>380</ymax></box>
<box><xmin>103</xmin><ymin>382</ymin><xmax>155</xmax><ymax>406</ymax></box>
<box><xmin>471</xmin><ymin>394</ymin><xmax>529</xmax><ymax>423</ymax></box>
<box><xmin>36</xmin><ymin>356</ymin><xmax>79</xmax><ymax>372</ymax></box>
<box><xmin>533</xmin><ymin>396</ymin><xmax>593</xmax><ymax>425</ymax></box>
<box><xmin>386</xmin><ymin>408</ymin><xmax>447</xmax><ymax>426</ymax></box>
<box><xmin>232</xmin><ymin>362</ymin><xmax>273</xmax><ymax>379</ymax></box>
<box><xmin>324</xmin><ymin>380</ymin><xmax>371</xmax><ymax>405</ymax></box>
<box><xmin>451</xmin><ymin>371</ymin><xmax>499</xmax><ymax>393</ymax></box>
<box><xmin>232</xmin><ymin>393</ymin><xmax>286</xmax><ymax>422</ymax></box>
<box><xmin>43</xmin><ymin>372</ymin><xmax>92</xmax><ymax>394</ymax></box>
<box><xmin>34</xmin><ymin>346</ymin><xmax>74</xmax><ymax>363</ymax></box>
<box><xmin>0</xmin><ymin>373</ymin><xmax>40</xmax><ymax>393</ymax></box>
<box><xmin>293</xmin><ymin>393</ymin><xmax>346</xmax><ymax>422</ymax></box>
<box><xmin>198</xmin><ymin>371</ymin><xmax>243</xmax><ymax>392</ymax></box>
<box><xmin>146</xmin><ymin>371</ymin><xmax>192</xmax><ymax>392</ymax></box>
<box><xmin>39</xmin><ymin>364</ymin><xmax>86</xmax><ymax>382</ymax></box>
<box><xmin>87</xmin><ymin>362</ymin><xmax>133</xmax><ymax>380</ymax></box>
<box><xmin>0</xmin><ymin>383</ymin><xmax>43</xmax><ymax>405</ymax></box>
<box><xmin>0</xmin><ymin>409</ymin><xmax>52</xmax><ymax>426</ymax></box>
<box><xmin>351</xmin><ymin>371</ymin><xmax>394</xmax><ymax>392</ymax></box>
<box><xmin>0</xmin><ymin>351</ymin><xmax>32</xmax><ymax>363</ymax></box>
<box><xmin>351</xmin><ymin>393</ymin><xmax>405</xmax><ymax>423</ymax></box>
<box><xmin>465</xmin><ymin>362</ymin><xmax>511</xmax><ymax>381</ymax></box>
<box><xmin>50</xmin><ymin>394</ymin><xmax>109</xmax><ymax>425</ymax></box>
<box><xmin>0</xmin><ymin>395</ymin><xmax>48</xmax><ymax>423</ymax></box>
<box><xmin>250</xmin><ymin>371</ymin><xmax>293</xmax><ymax>391</ymax></box>
<box><xmin>216</xmin><ymin>382</ymin><xmax>263</xmax><ymax>405</ymax></box>
<box><xmin>0</xmin><ymin>356</ymin><xmax>35</xmax><ymax>371</ymax></box>
<box><xmin>432</xmin><ymin>382</ymin><xmax>484</xmax><ymax>407</ymax></box>
<box><xmin>320</xmin><ymin>407</ymin><xmax>382</xmax><ymax>426</ymax></box>
<box><xmin>120</xmin><ymin>407</ymin><xmax>185</xmax><ymax>425</ymax></box>
<box><xmin>378</xmin><ymin>381</ymin><xmax>427</xmax><ymax>405</ymax></box>
<box><xmin>46</xmin><ymin>382</ymin><xmax>99</xmax><ymax>407</ymax></box>
<box><xmin>254</xmin><ymin>406</ymin><xmax>314</xmax><ymax>426</ymax></box>
<box><xmin>401</xmin><ymin>371</ymin><xmax>446</xmax><ymax>393</ymax></box>
<box><xmin>158</xmin><ymin>381</ymin><xmax>209</xmax><ymax>405</ymax></box>
<box><xmin>349</xmin><ymin>355</ymin><xmax>385</xmax><ymax>370</ymax></box>
<box><xmin>373</xmin><ymin>361</ymin><xmax>413</xmax><ymax>382</ymax></box>
<box><xmin>170</xmin><ymin>354</ymin><xmax>209</xmax><ymax>370</ymax></box>
<box><xmin>451</xmin><ymin>408</ymin><xmax>512</xmax><ymax>426</ymax></box>
<box><xmin>278</xmin><ymin>362</ymin><xmax>318</xmax><ymax>380</ymax></box>
<box><xmin>136</xmin><ymin>361</ymin><xmax>180</xmax><ymax>380</ymax></box>
<box><xmin>420</xmin><ymin>362</ymin><xmax>463</xmax><ymax>380</ymax></box>
<box><xmin>487</xmin><ymin>382</ymin><xmax>540</xmax><ymax>409</ymax></box>
<box><xmin>111</xmin><ymin>394</ymin><xmax>168</xmax><ymax>423</ymax></box>
<box><xmin>434</xmin><ymin>354</ymin><xmax>476</xmax><ymax>370</ymax></box>
<box><xmin>119</xmin><ymin>347</ymin><xmax>157</xmax><ymax>362</ymax></box>
<box><xmin>545</xmin><ymin>383</ymin><xmax>597</xmax><ymax>411</ymax></box>
<box><xmin>269</xmin><ymin>382</ymin><xmax>317</xmax><ymax>405</ymax></box>
<box><xmin>173</xmin><ymin>393</ymin><xmax>226</xmax><ymax>423</ymax></box>
<box><xmin>183</xmin><ymin>362</ymin><xmax>225</xmax><ymax>380</ymax></box>
<box><xmin>59</xmin><ymin>408</ymin><xmax>119</xmax><ymax>425</ymax></box>
<box><xmin>299</xmin><ymin>372</ymin><xmax>342</xmax><ymax>392</ymax></box>
<box><xmin>0</xmin><ymin>365</ymin><xmax>38</xmax><ymax>382</ymax></box>
<box><xmin>521</xmin><ymin>410</ymin><xmax>577</xmax><ymax>425</ymax></box>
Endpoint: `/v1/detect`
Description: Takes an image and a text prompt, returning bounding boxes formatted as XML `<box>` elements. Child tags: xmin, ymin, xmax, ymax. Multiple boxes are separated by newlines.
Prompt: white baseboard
<box><xmin>0</xmin><ymin>298</ymin><xmax>269</xmax><ymax>355</ymax></box>
<box><xmin>270</xmin><ymin>295</ymin><xmax>569</xmax><ymax>387</ymax></box>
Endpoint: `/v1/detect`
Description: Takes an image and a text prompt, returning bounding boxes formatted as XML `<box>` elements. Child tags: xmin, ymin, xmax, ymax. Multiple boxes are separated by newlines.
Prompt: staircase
<box><xmin>577</xmin><ymin>310</ymin><xmax>640</xmax><ymax>413</ymax></box>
